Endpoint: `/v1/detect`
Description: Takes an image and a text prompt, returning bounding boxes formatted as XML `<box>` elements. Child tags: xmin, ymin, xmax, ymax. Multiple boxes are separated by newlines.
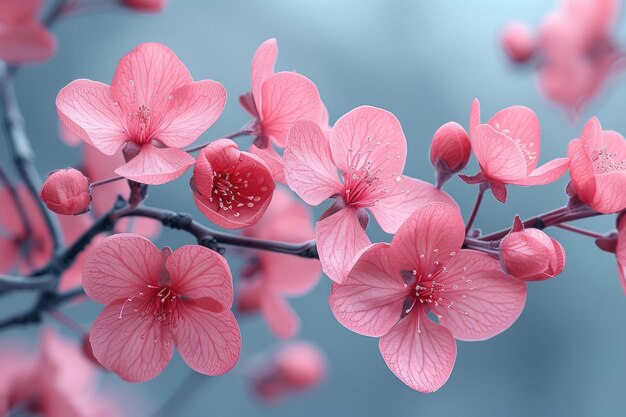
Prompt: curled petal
<box><xmin>115</xmin><ymin>145</ymin><xmax>194</xmax><ymax>185</ymax></box>
<box><xmin>508</xmin><ymin>157</ymin><xmax>570</xmax><ymax>186</ymax></box>
<box><xmin>249</xmin><ymin>144</ymin><xmax>286</xmax><ymax>184</ymax></box>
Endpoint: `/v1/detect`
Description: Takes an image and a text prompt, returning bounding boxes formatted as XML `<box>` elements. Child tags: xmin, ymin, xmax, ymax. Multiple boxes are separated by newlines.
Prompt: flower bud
<box><xmin>122</xmin><ymin>0</ymin><xmax>166</xmax><ymax>12</ymax></box>
<box><xmin>40</xmin><ymin>168</ymin><xmax>91</xmax><ymax>215</ymax></box>
<box><xmin>500</xmin><ymin>215</ymin><xmax>565</xmax><ymax>281</ymax></box>
<box><xmin>501</xmin><ymin>22</ymin><xmax>536</xmax><ymax>63</ymax></box>
<box><xmin>429</xmin><ymin>122</ymin><xmax>470</xmax><ymax>186</ymax></box>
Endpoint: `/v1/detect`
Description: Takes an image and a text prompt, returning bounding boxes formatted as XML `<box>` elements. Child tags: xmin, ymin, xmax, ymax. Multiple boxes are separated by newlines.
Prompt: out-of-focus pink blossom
<box><xmin>568</xmin><ymin>117</ymin><xmax>626</xmax><ymax>213</ymax></box>
<box><xmin>429</xmin><ymin>121</ymin><xmax>471</xmax><ymax>185</ymax></box>
<box><xmin>615</xmin><ymin>214</ymin><xmax>626</xmax><ymax>293</ymax></box>
<box><xmin>501</xmin><ymin>21</ymin><xmax>536</xmax><ymax>63</ymax></box>
<box><xmin>57</xmin><ymin>42</ymin><xmax>226</xmax><ymax>185</ymax></box>
<box><xmin>284</xmin><ymin>107</ymin><xmax>455</xmax><ymax>283</ymax></box>
<box><xmin>0</xmin><ymin>0</ymin><xmax>56</xmax><ymax>64</ymax></box>
<box><xmin>329</xmin><ymin>202</ymin><xmax>527</xmax><ymax>392</ymax></box>
<box><xmin>500</xmin><ymin>215</ymin><xmax>566</xmax><ymax>281</ymax></box>
<box><xmin>461</xmin><ymin>99</ymin><xmax>569</xmax><ymax>202</ymax></box>
<box><xmin>0</xmin><ymin>329</ymin><xmax>120</xmax><ymax>417</ymax></box>
<box><xmin>191</xmin><ymin>139</ymin><xmax>275</xmax><ymax>229</ymax></box>
<box><xmin>0</xmin><ymin>185</ymin><xmax>53</xmax><ymax>274</ymax></box>
<box><xmin>248</xmin><ymin>341</ymin><xmax>326</xmax><ymax>402</ymax></box>
<box><xmin>83</xmin><ymin>234</ymin><xmax>241</xmax><ymax>382</ymax></box>
<box><xmin>238</xmin><ymin>188</ymin><xmax>321</xmax><ymax>338</ymax></box>
<box><xmin>40</xmin><ymin>168</ymin><xmax>91</xmax><ymax>215</ymax></box>
<box><xmin>121</xmin><ymin>0</ymin><xmax>166</xmax><ymax>12</ymax></box>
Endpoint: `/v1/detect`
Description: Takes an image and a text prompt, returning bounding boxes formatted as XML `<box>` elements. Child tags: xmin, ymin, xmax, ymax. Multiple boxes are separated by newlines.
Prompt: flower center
<box><xmin>496</xmin><ymin>126</ymin><xmax>537</xmax><ymax>163</ymax></box>
<box><xmin>210</xmin><ymin>170</ymin><xmax>266</xmax><ymax>218</ymax></box>
<box><xmin>119</xmin><ymin>285</ymin><xmax>181</xmax><ymax>330</ymax></box>
<box><xmin>592</xmin><ymin>146</ymin><xmax>626</xmax><ymax>174</ymax></box>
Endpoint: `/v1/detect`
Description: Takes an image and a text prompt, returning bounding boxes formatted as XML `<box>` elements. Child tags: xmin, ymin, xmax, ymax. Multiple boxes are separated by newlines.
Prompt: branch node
<box><xmin>162</xmin><ymin>212</ymin><xmax>193</xmax><ymax>230</ymax></box>
<box><xmin>198</xmin><ymin>237</ymin><xmax>225</xmax><ymax>255</ymax></box>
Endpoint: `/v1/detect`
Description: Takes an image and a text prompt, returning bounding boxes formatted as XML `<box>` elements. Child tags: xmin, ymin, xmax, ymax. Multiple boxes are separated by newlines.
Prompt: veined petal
<box><xmin>251</xmin><ymin>38</ymin><xmax>278</xmax><ymax>113</ymax></box>
<box><xmin>379</xmin><ymin>309</ymin><xmax>456</xmax><ymax>393</ymax></box>
<box><xmin>114</xmin><ymin>145</ymin><xmax>194</xmax><ymax>185</ymax></box>
<box><xmin>90</xmin><ymin>299</ymin><xmax>173</xmax><ymax>382</ymax></box>
<box><xmin>173</xmin><ymin>305</ymin><xmax>241</xmax><ymax>375</ymax></box>
<box><xmin>567</xmin><ymin>138</ymin><xmax>597</xmax><ymax>204</ymax></box>
<box><xmin>316</xmin><ymin>207</ymin><xmax>371</xmax><ymax>284</ymax></box>
<box><xmin>509</xmin><ymin>157</ymin><xmax>570</xmax><ymax>186</ymax></box>
<box><xmin>56</xmin><ymin>80</ymin><xmax>127</xmax><ymax>154</ymax></box>
<box><xmin>330</xmin><ymin>106</ymin><xmax>407</xmax><ymax>179</ymax></box>
<box><xmin>431</xmin><ymin>250</ymin><xmax>527</xmax><ymax>341</ymax></box>
<box><xmin>83</xmin><ymin>233</ymin><xmax>162</xmax><ymax>305</ymax></box>
<box><xmin>166</xmin><ymin>245</ymin><xmax>233</xmax><ymax>311</ymax></box>
<box><xmin>471</xmin><ymin>124</ymin><xmax>528</xmax><ymax>182</ymax></box>
<box><xmin>156</xmin><ymin>80</ymin><xmax>226</xmax><ymax>148</ymax></box>
<box><xmin>249</xmin><ymin>144</ymin><xmax>286</xmax><ymax>184</ymax></box>
<box><xmin>329</xmin><ymin>243</ymin><xmax>409</xmax><ymax>337</ymax></box>
<box><xmin>592</xmin><ymin>171</ymin><xmax>626</xmax><ymax>213</ymax></box>
<box><xmin>260</xmin><ymin>72</ymin><xmax>322</xmax><ymax>147</ymax></box>
<box><xmin>487</xmin><ymin>106</ymin><xmax>541</xmax><ymax>171</ymax></box>
<box><xmin>284</xmin><ymin>119</ymin><xmax>341</xmax><ymax>205</ymax></box>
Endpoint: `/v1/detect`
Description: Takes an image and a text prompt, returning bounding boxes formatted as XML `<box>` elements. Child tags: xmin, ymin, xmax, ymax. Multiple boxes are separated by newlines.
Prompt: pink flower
<box><xmin>615</xmin><ymin>214</ymin><xmax>626</xmax><ymax>293</ymax></box>
<box><xmin>238</xmin><ymin>188</ymin><xmax>321</xmax><ymax>338</ymax></box>
<box><xmin>83</xmin><ymin>234</ymin><xmax>241</xmax><ymax>382</ymax></box>
<box><xmin>0</xmin><ymin>329</ymin><xmax>120</xmax><ymax>417</ymax></box>
<box><xmin>536</xmin><ymin>0</ymin><xmax>621</xmax><ymax>113</ymax></box>
<box><xmin>40</xmin><ymin>168</ymin><xmax>91</xmax><ymax>215</ymax></box>
<box><xmin>0</xmin><ymin>0</ymin><xmax>56</xmax><ymax>64</ymax></box>
<box><xmin>248</xmin><ymin>341</ymin><xmax>326</xmax><ymax>402</ymax></box>
<box><xmin>329</xmin><ymin>202</ymin><xmax>527</xmax><ymax>392</ymax></box>
<box><xmin>501</xmin><ymin>21</ymin><xmax>536</xmax><ymax>63</ymax></box>
<box><xmin>461</xmin><ymin>99</ymin><xmax>570</xmax><ymax>202</ymax></box>
<box><xmin>284</xmin><ymin>107</ymin><xmax>455</xmax><ymax>283</ymax></box>
<box><xmin>0</xmin><ymin>185</ymin><xmax>53</xmax><ymax>274</ymax></box>
<box><xmin>241</xmin><ymin>38</ymin><xmax>323</xmax><ymax>148</ymax></box>
<box><xmin>429</xmin><ymin>121</ymin><xmax>471</xmax><ymax>185</ymax></box>
<box><xmin>191</xmin><ymin>139</ymin><xmax>275</xmax><ymax>229</ymax></box>
<box><xmin>56</xmin><ymin>42</ymin><xmax>227</xmax><ymax>185</ymax></box>
<box><xmin>568</xmin><ymin>117</ymin><xmax>626</xmax><ymax>213</ymax></box>
<box><xmin>121</xmin><ymin>0</ymin><xmax>166</xmax><ymax>12</ymax></box>
<box><xmin>499</xmin><ymin>215</ymin><xmax>566</xmax><ymax>281</ymax></box>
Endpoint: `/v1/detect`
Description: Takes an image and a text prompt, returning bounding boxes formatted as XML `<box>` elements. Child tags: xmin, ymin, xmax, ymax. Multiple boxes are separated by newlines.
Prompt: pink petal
<box><xmin>83</xmin><ymin>233</ymin><xmax>162</xmax><ymax>305</ymax></box>
<box><xmin>56</xmin><ymin>80</ymin><xmax>127</xmax><ymax>154</ymax></box>
<box><xmin>249</xmin><ymin>144</ymin><xmax>286</xmax><ymax>184</ymax></box>
<box><xmin>261</xmin><ymin>251</ymin><xmax>320</xmax><ymax>296</ymax></box>
<box><xmin>487</xmin><ymin>106</ymin><xmax>541</xmax><ymax>171</ymax></box>
<box><xmin>603</xmin><ymin>130</ymin><xmax>626</xmax><ymax>161</ymax></box>
<box><xmin>490</xmin><ymin>181</ymin><xmax>508</xmax><ymax>203</ymax></box>
<box><xmin>509</xmin><ymin>157</ymin><xmax>570</xmax><ymax>186</ymax></box>
<box><xmin>114</xmin><ymin>145</ymin><xmax>194</xmax><ymax>185</ymax></box>
<box><xmin>283</xmin><ymin>119</ymin><xmax>341</xmax><ymax>205</ymax></box>
<box><xmin>260</xmin><ymin>291</ymin><xmax>300</xmax><ymax>339</ymax></box>
<box><xmin>251</xmin><ymin>38</ymin><xmax>278</xmax><ymax>113</ymax></box>
<box><xmin>617</xmin><ymin>216</ymin><xmax>626</xmax><ymax>294</ymax></box>
<box><xmin>469</xmin><ymin>98</ymin><xmax>481</xmax><ymax>137</ymax></box>
<box><xmin>567</xmin><ymin>138</ymin><xmax>597</xmax><ymax>204</ymax></box>
<box><xmin>260</xmin><ymin>71</ymin><xmax>322</xmax><ymax>147</ymax></box>
<box><xmin>0</xmin><ymin>23</ymin><xmax>55</xmax><ymax>64</ymax></box>
<box><xmin>580</xmin><ymin>117</ymin><xmax>603</xmax><ymax>154</ymax></box>
<box><xmin>329</xmin><ymin>243</ymin><xmax>409</xmax><ymax>337</ymax></box>
<box><xmin>431</xmin><ymin>250</ymin><xmax>527</xmax><ymax>341</ymax></box>
<box><xmin>471</xmin><ymin>124</ymin><xmax>528</xmax><ymax>182</ymax></box>
<box><xmin>369</xmin><ymin>176</ymin><xmax>457</xmax><ymax>234</ymax></box>
<box><xmin>173</xmin><ymin>305</ymin><xmax>241</xmax><ymax>375</ymax></box>
<box><xmin>111</xmin><ymin>43</ymin><xmax>192</xmax><ymax>119</ymax></box>
<box><xmin>390</xmin><ymin>202</ymin><xmax>464</xmax><ymax>273</ymax></box>
<box><xmin>592</xmin><ymin>171</ymin><xmax>626</xmax><ymax>213</ymax></box>
<box><xmin>156</xmin><ymin>80</ymin><xmax>226</xmax><ymax>148</ymax></box>
<box><xmin>165</xmin><ymin>245</ymin><xmax>233</xmax><ymax>311</ymax></box>
<box><xmin>379</xmin><ymin>309</ymin><xmax>456</xmax><ymax>393</ymax></box>
<box><xmin>330</xmin><ymin>106</ymin><xmax>407</xmax><ymax>178</ymax></box>
<box><xmin>316</xmin><ymin>207</ymin><xmax>371</xmax><ymax>284</ymax></box>
<box><xmin>0</xmin><ymin>0</ymin><xmax>41</xmax><ymax>24</ymax></box>
<box><xmin>90</xmin><ymin>299</ymin><xmax>173</xmax><ymax>382</ymax></box>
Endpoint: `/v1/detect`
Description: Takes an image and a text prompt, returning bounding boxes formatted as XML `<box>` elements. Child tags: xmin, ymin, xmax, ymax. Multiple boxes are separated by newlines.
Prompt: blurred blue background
<box><xmin>1</xmin><ymin>1</ymin><xmax>626</xmax><ymax>416</ymax></box>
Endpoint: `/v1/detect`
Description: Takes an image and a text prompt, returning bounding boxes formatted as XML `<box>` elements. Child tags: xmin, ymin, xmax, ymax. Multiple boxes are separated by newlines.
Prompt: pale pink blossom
<box><xmin>40</xmin><ymin>168</ymin><xmax>91</xmax><ymax>215</ymax></box>
<box><xmin>461</xmin><ymin>99</ymin><xmax>569</xmax><ymax>202</ymax></box>
<box><xmin>248</xmin><ymin>341</ymin><xmax>326</xmax><ymax>402</ymax></box>
<box><xmin>568</xmin><ymin>117</ymin><xmax>626</xmax><ymax>213</ymax></box>
<box><xmin>500</xmin><ymin>215</ymin><xmax>566</xmax><ymax>281</ymax></box>
<box><xmin>238</xmin><ymin>188</ymin><xmax>321</xmax><ymax>338</ymax></box>
<box><xmin>329</xmin><ymin>202</ymin><xmax>527</xmax><ymax>392</ymax></box>
<box><xmin>284</xmin><ymin>107</ymin><xmax>455</xmax><ymax>283</ymax></box>
<box><xmin>57</xmin><ymin>42</ymin><xmax>226</xmax><ymax>185</ymax></box>
<box><xmin>191</xmin><ymin>139</ymin><xmax>275</xmax><ymax>229</ymax></box>
<box><xmin>83</xmin><ymin>234</ymin><xmax>241</xmax><ymax>382</ymax></box>
<box><xmin>121</xmin><ymin>0</ymin><xmax>166</xmax><ymax>12</ymax></box>
<box><xmin>615</xmin><ymin>214</ymin><xmax>626</xmax><ymax>293</ymax></box>
<box><xmin>501</xmin><ymin>21</ymin><xmax>536</xmax><ymax>63</ymax></box>
<box><xmin>0</xmin><ymin>0</ymin><xmax>56</xmax><ymax>64</ymax></box>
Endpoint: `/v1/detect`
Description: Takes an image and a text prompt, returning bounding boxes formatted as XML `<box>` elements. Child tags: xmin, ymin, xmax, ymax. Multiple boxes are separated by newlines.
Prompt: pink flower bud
<box><xmin>501</xmin><ymin>22</ymin><xmax>535</xmax><ymax>63</ymax></box>
<box><xmin>122</xmin><ymin>0</ymin><xmax>166</xmax><ymax>12</ymax></box>
<box><xmin>500</xmin><ymin>216</ymin><xmax>565</xmax><ymax>281</ymax></box>
<box><xmin>40</xmin><ymin>168</ymin><xmax>91</xmax><ymax>215</ymax></box>
<box><xmin>429</xmin><ymin>122</ymin><xmax>471</xmax><ymax>184</ymax></box>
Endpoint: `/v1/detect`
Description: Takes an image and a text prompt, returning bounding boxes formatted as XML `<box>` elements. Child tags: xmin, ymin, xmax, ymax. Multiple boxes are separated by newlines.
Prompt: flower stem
<box><xmin>553</xmin><ymin>223</ymin><xmax>605</xmax><ymax>239</ymax></box>
<box><xmin>465</xmin><ymin>183</ymin><xmax>487</xmax><ymax>235</ymax></box>
<box><xmin>184</xmin><ymin>129</ymin><xmax>253</xmax><ymax>153</ymax></box>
